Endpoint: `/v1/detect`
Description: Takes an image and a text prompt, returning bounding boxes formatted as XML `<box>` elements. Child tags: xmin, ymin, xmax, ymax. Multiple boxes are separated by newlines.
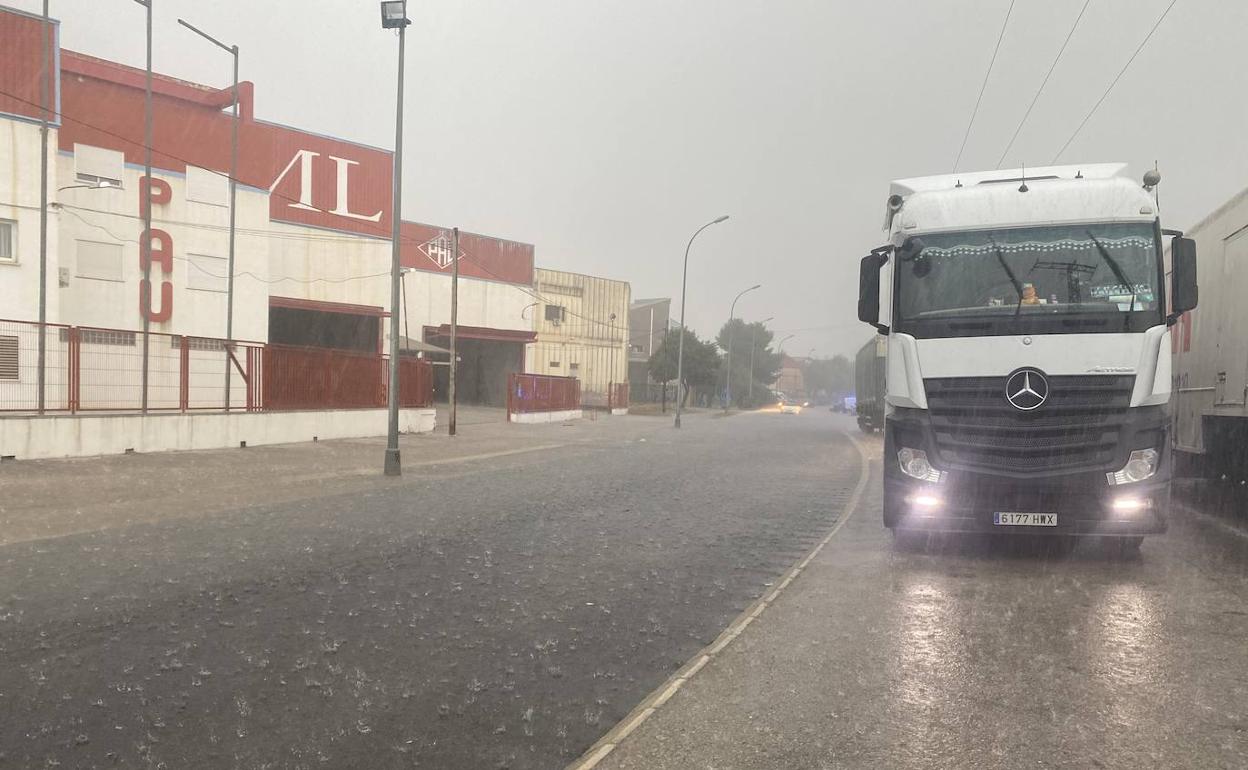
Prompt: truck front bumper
<box><xmin>884</xmin><ymin>474</ymin><xmax>1169</xmax><ymax>536</ymax></box>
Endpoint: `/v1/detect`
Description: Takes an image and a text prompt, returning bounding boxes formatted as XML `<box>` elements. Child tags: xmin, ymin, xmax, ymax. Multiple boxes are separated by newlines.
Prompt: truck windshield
<box><xmin>894</xmin><ymin>222</ymin><xmax>1162</xmax><ymax>337</ymax></box>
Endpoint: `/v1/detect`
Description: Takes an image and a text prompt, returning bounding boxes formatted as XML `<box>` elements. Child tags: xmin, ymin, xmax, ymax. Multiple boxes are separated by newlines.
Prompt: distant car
<box><xmin>780</xmin><ymin>399</ymin><xmax>803</xmax><ymax>415</ymax></box>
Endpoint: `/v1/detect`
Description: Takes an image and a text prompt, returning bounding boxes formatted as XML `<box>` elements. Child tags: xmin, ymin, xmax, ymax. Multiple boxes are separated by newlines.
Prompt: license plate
<box><xmin>994</xmin><ymin>512</ymin><xmax>1057</xmax><ymax>527</ymax></box>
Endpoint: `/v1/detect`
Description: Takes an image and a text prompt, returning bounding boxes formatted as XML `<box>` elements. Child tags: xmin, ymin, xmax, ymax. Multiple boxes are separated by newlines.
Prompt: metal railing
<box><xmin>607</xmin><ymin>382</ymin><xmax>629</xmax><ymax>410</ymax></box>
<box><xmin>507</xmin><ymin>372</ymin><xmax>580</xmax><ymax>415</ymax></box>
<box><xmin>0</xmin><ymin>319</ymin><xmax>432</xmax><ymax>413</ymax></box>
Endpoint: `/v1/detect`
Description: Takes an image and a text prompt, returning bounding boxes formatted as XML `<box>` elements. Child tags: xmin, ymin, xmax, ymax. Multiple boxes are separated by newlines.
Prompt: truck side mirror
<box><xmin>1170</xmin><ymin>236</ymin><xmax>1198</xmax><ymax>319</ymax></box>
<box><xmin>858</xmin><ymin>252</ymin><xmax>889</xmax><ymax>333</ymax></box>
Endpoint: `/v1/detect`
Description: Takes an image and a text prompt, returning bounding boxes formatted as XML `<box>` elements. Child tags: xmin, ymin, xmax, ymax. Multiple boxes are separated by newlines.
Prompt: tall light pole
<box><xmin>177</xmin><ymin>17</ymin><xmax>238</xmax><ymax>411</ymax></box>
<box><xmin>723</xmin><ymin>284</ymin><xmax>760</xmax><ymax>410</ymax></box>
<box><xmin>674</xmin><ymin>215</ymin><xmax>729</xmax><ymax>429</ymax></box>
<box><xmin>777</xmin><ymin>334</ymin><xmax>795</xmax><ymax>354</ymax></box>
<box><xmin>134</xmin><ymin>0</ymin><xmax>153</xmax><ymax>413</ymax></box>
<box><xmin>381</xmin><ymin>0</ymin><xmax>410</xmax><ymax>476</ymax></box>
<box><xmin>747</xmin><ymin>316</ymin><xmax>773</xmax><ymax>404</ymax></box>
<box><xmin>36</xmin><ymin>0</ymin><xmax>50</xmax><ymax>414</ymax></box>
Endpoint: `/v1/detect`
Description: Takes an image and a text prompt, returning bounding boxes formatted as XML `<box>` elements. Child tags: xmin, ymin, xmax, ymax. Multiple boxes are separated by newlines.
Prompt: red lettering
<box><xmin>140</xmin><ymin>176</ymin><xmax>172</xmax><ymax>217</ymax></box>
<box><xmin>139</xmin><ymin>280</ymin><xmax>173</xmax><ymax>322</ymax></box>
<box><xmin>140</xmin><ymin>229</ymin><xmax>173</xmax><ymax>273</ymax></box>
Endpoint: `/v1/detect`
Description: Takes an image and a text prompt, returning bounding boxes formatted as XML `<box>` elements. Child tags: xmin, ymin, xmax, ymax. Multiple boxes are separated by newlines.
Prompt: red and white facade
<box><xmin>0</xmin><ymin>5</ymin><xmax>537</xmax><ymax>407</ymax></box>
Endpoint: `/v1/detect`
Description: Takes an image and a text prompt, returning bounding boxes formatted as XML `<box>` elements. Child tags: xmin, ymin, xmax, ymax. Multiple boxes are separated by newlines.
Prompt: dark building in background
<box><xmin>628</xmin><ymin>298</ymin><xmax>670</xmax><ymax>396</ymax></box>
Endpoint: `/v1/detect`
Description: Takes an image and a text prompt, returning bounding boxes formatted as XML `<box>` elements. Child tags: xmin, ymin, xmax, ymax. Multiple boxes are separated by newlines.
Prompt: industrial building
<box><xmin>0</xmin><ymin>5</ymin><xmax>538</xmax><ymax>414</ymax></box>
<box><xmin>525</xmin><ymin>268</ymin><xmax>630</xmax><ymax>405</ymax></box>
<box><xmin>628</xmin><ymin>297</ymin><xmax>670</xmax><ymax>396</ymax></box>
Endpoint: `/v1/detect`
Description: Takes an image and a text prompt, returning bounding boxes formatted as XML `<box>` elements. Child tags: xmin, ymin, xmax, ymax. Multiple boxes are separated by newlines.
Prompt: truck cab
<box><xmin>857</xmin><ymin>164</ymin><xmax>1199</xmax><ymax>550</ymax></box>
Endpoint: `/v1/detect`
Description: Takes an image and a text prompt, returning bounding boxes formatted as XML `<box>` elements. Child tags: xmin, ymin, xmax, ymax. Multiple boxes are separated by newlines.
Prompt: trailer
<box><xmin>854</xmin><ymin>336</ymin><xmax>885</xmax><ymax>433</ymax></box>
<box><xmin>1172</xmin><ymin>185</ymin><xmax>1248</xmax><ymax>482</ymax></box>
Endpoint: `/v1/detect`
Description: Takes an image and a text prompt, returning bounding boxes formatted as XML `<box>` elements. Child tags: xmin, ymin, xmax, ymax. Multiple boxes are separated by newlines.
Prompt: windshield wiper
<box><xmin>989</xmin><ymin>237</ymin><xmax>1026</xmax><ymax>318</ymax></box>
<box><xmin>1087</xmin><ymin>231</ymin><xmax>1136</xmax><ymax>329</ymax></box>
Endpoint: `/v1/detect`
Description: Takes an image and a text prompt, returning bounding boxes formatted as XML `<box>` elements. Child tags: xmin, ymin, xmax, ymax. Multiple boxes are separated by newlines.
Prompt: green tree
<box><xmin>716</xmin><ymin>319</ymin><xmax>784</xmax><ymax>408</ymax></box>
<box><xmin>648</xmin><ymin>328</ymin><xmax>721</xmax><ymax>407</ymax></box>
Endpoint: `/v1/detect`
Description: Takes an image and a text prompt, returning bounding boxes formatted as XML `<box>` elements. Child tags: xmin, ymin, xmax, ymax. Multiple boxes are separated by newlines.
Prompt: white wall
<box><xmin>54</xmin><ymin>151</ymin><xmax>271</xmax><ymax>343</ymax></box>
<box><xmin>526</xmin><ymin>268</ymin><xmax>630</xmax><ymax>395</ymax></box>
<box><xmin>0</xmin><ymin>118</ymin><xmax>57</xmax><ymax>325</ymax></box>
<box><xmin>0</xmin><ymin>407</ymin><xmax>436</xmax><ymax>460</ymax></box>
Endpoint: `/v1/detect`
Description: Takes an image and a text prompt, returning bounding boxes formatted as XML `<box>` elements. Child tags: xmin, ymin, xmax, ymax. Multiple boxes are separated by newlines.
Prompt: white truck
<box><xmin>857</xmin><ymin>163</ymin><xmax>1199</xmax><ymax>552</ymax></box>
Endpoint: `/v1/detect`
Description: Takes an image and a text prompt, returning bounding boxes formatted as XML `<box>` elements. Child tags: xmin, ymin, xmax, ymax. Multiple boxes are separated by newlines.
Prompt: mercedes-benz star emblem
<box><xmin>1005</xmin><ymin>368</ymin><xmax>1049</xmax><ymax>411</ymax></box>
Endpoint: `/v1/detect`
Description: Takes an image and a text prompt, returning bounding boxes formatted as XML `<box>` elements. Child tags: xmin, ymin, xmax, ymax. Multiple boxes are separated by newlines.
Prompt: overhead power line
<box><xmin>953</xmin><ymin>0</ymin><xmax>1017</xmax><ymax>172</ymax></box>
<box><xmin>1051</xmin><ymin>0</ymin><xmax>1181</xmax><ymax>164</ymax></box>
<box><xmin>995</xmin><ymin>0</ymin><xmax>1092</xmax><ymax>169</ymax></box>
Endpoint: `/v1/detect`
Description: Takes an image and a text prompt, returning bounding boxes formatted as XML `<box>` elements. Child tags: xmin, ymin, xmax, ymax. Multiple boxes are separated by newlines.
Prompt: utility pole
<box><xmin>177</xmin><ymin>17</ymin><xmax>237</xmax><ymax>411</ymax></box>
<box><xmin>381</xmin><ymin>1</ymin><xmax>410</xmax><ymax>476</ymax></box>
<box><xmin>36</xmin><ymin>0</ymin><xmax>49</xmax><ymax>414</ymax></box>
<box><xmin>748</xmin><ymin>316</ymin><xmax>773</xmax><ymax>404</ymax></box>
<box><xmin>449</xmin><ymin>228</ymin><xmax>459</xmax><ymax>436</ymax></box>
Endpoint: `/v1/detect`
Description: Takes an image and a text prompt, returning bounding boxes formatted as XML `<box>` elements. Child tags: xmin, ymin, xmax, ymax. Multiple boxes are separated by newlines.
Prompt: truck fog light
<box><xmin>1110</xmin><ymin>496</ymin><xmax>1151</xmax><ymax>514</ymax></box>
<box><xmin>906</xmin><ymin>493</ymin><xmax>943</xmax><ymax>510</ymax></box>
<box><xmin>1107</xmin><ymin>449</ymin><xmax>1159</xmax><ymax>485</ymax></box>
<box><xmin>898</xmin><ymin>447</ymin><xmax>944</xmax><ymax>483</ymax></box>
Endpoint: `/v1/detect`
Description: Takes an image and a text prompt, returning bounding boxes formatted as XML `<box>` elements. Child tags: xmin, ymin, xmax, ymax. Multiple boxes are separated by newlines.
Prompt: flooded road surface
<box><xmin>0</xmin><ymin>410</ymin><xmax>861</xmax><ymax>769</ymax></box>
<box><xmin>599</xmin><ymin>428</ymin><xmax>1248</xmax><ymax>770</ymax></box>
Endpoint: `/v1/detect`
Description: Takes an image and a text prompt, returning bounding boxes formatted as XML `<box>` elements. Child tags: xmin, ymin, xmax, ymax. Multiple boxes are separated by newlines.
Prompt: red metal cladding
<box><xmin>401</xmin><ymin>223</ymin><xmax>534</xmax><ymax>284</ymax></box>
<box><xmin>0</xmin><ymin>9</ymin><xmax>56</xmax><ymax>122</ymax></box>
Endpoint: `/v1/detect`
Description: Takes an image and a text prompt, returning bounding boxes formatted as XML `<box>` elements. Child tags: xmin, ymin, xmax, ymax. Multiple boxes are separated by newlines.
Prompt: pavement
<box><xmin>0</xmin><ymin>404</ymin><xmax>864</xmax><ymax>768</ymax></box>
<box><xmin>587</xmin><ymin>434</ymin><xmax>1248</xmax><ymax>770</ymax></box>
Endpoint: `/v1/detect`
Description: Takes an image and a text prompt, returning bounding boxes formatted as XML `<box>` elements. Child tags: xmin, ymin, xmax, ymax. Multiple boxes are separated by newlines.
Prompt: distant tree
<box><xmin>715</xmin><ymin>319</ymin><xmax>784</xmax><ymax>407</ymax></box>
<box><xmin>804</xmin><ymin>354</ymin><xmax>854</xmax><ymax>398</ymax></box>
<box><xmin>649</xmin><ymin>328</ymin><xmax>721</xmax><ymax>407</ymax></box>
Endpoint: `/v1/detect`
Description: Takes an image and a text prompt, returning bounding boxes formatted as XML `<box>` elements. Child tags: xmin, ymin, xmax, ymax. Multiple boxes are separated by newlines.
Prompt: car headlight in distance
<box><xmin>1107</xmin><ymin>448</ymin><xmax>1159</xmax><ymax>485</ymax></box>
<box><xmin>898</xmin><ymin>447</ymin><xmax>944</xmax><ymax>483</ymax></box>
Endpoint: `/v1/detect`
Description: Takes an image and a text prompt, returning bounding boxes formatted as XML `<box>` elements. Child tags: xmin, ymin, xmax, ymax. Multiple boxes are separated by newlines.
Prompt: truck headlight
<box><xmin>1107</xmin><ymin>448</ymin><xmax>1159</xmax><ymax>485</ymax></box>
<box><xmin>898</xmin><ymin>447</ymin><xmax>944</xmax><ymax>483</ymax></box>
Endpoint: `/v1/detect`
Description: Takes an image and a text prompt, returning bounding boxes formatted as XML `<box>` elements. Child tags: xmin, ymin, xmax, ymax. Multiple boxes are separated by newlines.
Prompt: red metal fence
<box><xmin>507</xmin><ymin>372</ymin><xmax>580</xmax><ymax>415</ymax></box>
<box><xmin>0</xmin><ymin>319</ymin><xmax>432</xmax><ymax>413</ymax></box>
<box><xmin>607</xmin><ymin>382</ymin><xmax>629</xmax><ymax>411</ymax></box>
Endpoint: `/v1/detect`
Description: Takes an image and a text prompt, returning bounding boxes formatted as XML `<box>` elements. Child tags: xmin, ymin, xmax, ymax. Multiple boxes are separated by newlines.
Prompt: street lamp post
<box><xmin>177</xmin><ymin>17</ymin><xmax>238</xmax><ymax>411</ymax></box>
<box><xmin>133</xmin><ymin>0</ymin><xmax>153</xmax><ymax>413</ymax></box>
<box><xmin>381</xmin><ymin>0</ymin><xmax>410</xmax><ymax>476</ymax></box>
<box><xmin>747</xmin><ymin>316</ymin><xmax>774</xmax><ymax>403</ymax></box>
<box><xmin>36</xmin><ymin>0</ymin><xmax>50</xmax><ymax>414</ymax></box>
<box><xmin>723</xmin><ymin>284</ymin><xmax>760</xmax><ymax>410</ymax></box>
<box><xmin>674</xmin><ymin>215</ymin><xmax>729</xmax><ymax>429</ymax></box>
<box><xmin>777</xmin><ymin>333</ymin><xmax>795</xmax><ymax>354</ymax></box>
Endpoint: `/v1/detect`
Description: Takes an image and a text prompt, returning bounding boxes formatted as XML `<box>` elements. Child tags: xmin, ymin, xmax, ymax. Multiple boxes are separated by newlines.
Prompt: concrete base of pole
<box><xmin>384</xmin><ymin>448</ymin><xmax>402</xmax><ymax>476</ymax></box>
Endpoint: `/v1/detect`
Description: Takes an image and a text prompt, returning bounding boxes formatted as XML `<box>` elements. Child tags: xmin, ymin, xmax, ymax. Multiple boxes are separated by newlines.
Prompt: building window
<box><xmin>0</xmin><ymin>219</ymin><xmax>14</xmax><ymax>263</ymax></box>
<box><xmin>549</xmin><ymin>361</ymin><xmax>560</xmax><ymax>368</ymax></box>
<box><xmin>58</xmin><ymin>328</ymin><xmax>136</xmax><ymax>346</ymax></box>
<box><xmin>0</xmin><ymin>335</ymin><xmax>18</xmax><ymax>380</ymax></box>
<box><xmin>544</xmin><ymin>304</ymin><xmax>565</xmax><ymax>323</ymax></box>
<box><xmin>539</xmin><ymin>282</ymin><xmax>584</xmax><ymax>298</ymax></box>
<box><xmin>73</xmin><ymin>144</ymin><xmax>125</xmax><ymax>189</ymax></box>
<box><xmin>75</xmin><ymin>240</ymin><xmax>124</xmax><ymax>282</ymax></box>
<box><xmin>569</xmin><ymin>363</ymin><xmax>580</xmax><ymax>373</ymax></box>
<box><xmin>187</xmin><ymin>253</ymin><xmax>228</xmax><ymax>292</ymax></box>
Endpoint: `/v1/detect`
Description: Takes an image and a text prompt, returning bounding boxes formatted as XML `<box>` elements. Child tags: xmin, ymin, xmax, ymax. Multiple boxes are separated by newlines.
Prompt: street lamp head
<box><xmin>713</xmin><ymin>215</ymin><xmax>729</xmax><ymax>224</ymax></box>
<box><xmin>749</xmin><ymin>284</ymin><xmax>761</xmax><ymax>291</ymax></box>
<box><xmin>380</xmin><ymin>0</ymin><xmax>410</xmax><ymax>28</ymax></box>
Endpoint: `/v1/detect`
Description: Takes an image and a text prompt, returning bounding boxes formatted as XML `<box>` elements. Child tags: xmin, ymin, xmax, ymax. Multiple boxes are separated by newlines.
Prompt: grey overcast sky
<box><xmin>15</xmin><ymin>0</ymin><xmax>1247</xmax><ymax>358</ymax></box>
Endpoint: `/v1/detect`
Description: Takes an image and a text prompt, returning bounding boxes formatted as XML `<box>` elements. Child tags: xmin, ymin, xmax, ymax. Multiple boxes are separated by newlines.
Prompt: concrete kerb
<box><xmin>565</xmin><ymin>431</ymin><xmax>871</xmax><ymax>770</ymax></box>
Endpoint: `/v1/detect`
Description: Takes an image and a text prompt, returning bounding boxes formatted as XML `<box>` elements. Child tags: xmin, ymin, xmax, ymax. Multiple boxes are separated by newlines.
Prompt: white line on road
<box><xmin>565</xmin><ymin>432</ymin><xmax>871</xmax><ymax>770</ymax></box>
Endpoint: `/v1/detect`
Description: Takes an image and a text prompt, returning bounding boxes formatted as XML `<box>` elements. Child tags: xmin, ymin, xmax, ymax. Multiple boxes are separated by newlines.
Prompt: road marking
<box><xmin>565</xmin><ymin>432</ymin><xmax>870</xmax><ymax>770</ymax></box>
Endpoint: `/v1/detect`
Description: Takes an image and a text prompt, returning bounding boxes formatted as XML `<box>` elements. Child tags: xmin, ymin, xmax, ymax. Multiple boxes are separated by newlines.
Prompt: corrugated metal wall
<box><xmin>528</xmin><ymin>268</ymin><xmax>630</xmax><ymax>401</ymax></box>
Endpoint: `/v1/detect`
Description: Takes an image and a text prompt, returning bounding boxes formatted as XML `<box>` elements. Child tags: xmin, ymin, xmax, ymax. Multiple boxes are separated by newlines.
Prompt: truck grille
<box><xmin>923</xmin><ymin>375</ymin><xmax>1135</xmax><ymax>474</ymax></box>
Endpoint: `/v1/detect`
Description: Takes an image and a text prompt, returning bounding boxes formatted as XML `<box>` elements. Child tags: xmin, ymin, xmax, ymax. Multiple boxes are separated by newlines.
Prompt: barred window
<box><xmin>58</xmin><ymin>328</ymin><xmax>137</xmax><ymax>346</ymax></box>
<box><xmin>0</xmin><ymin>335</ymin><xmax>17</xmax><ymax>380</ymax></box>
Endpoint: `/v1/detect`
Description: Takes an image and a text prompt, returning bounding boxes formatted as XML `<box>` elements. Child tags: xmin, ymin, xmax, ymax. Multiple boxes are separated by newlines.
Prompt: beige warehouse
<box><xmin>526</xmin><ymin>268</ymin><xmax>630</xmax><ymax>406</ymax></box>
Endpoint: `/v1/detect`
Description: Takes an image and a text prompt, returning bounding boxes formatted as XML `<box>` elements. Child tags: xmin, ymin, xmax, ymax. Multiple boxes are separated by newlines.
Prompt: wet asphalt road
<box><xmin>600</xmin><ymin>435</ymin><xmax>1248</xmax><ymax>770</ymax></box>
<box><xmin>0</xmin><ymin>410</ymin><xmax>861</xmax><ymax>769</ymax></box>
